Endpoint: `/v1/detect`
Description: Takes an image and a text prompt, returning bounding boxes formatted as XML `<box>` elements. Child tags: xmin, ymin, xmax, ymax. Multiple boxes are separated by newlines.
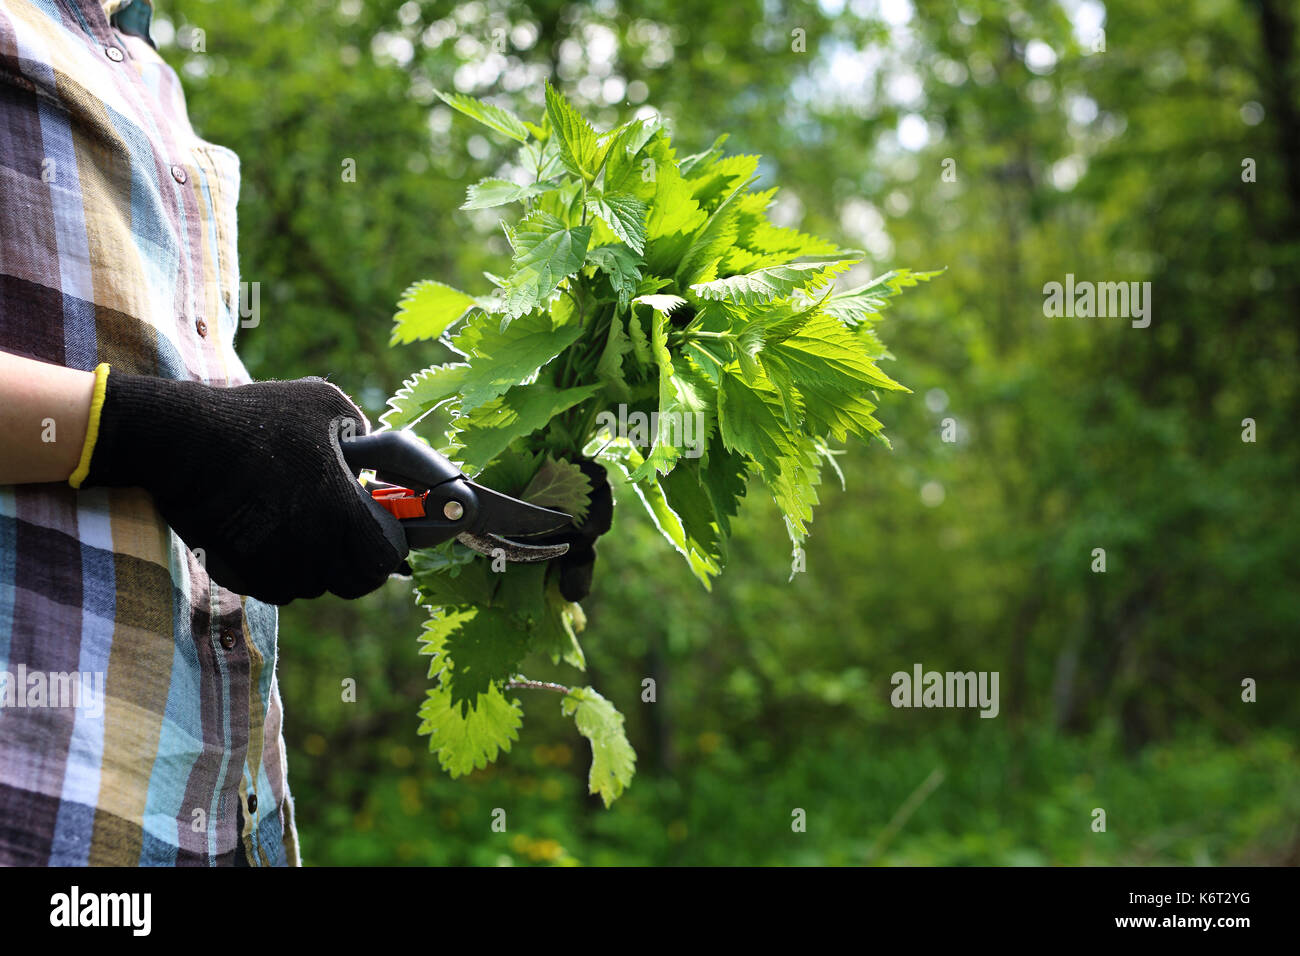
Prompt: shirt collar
<box><xmin>102</xmin><ymin>0</ymin><xmax>156</xmax><ymax>49</ymax></box>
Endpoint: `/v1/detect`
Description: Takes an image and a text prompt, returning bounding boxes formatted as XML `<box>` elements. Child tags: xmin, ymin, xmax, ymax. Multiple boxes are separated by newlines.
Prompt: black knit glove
<box><xmin>544</xmin><ymin>458</ymin><xmax>613</xmax><ymax>603</ymax></box>
<box><xmin>77</xmin><ymin>369</ymin><xmax>406</xmax><ymax>605</ymax></box>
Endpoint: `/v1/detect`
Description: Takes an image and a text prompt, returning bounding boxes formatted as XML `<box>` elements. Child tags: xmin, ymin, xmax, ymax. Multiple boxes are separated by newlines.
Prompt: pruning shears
<box><xmin>341</xmin><ymin>430</ymin><xmax>572</xmax><ymax>563</ymax></box>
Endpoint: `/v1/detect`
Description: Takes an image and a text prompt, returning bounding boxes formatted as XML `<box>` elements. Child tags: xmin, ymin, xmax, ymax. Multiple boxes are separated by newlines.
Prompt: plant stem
<box><xmin>506</xmin><ymin>676</ymin><xmax>572</xmax><ymax>695</ymax></box>
<box><xmin>684</xmin><ymin>330</ymin><xmax>735</xmax><ymax>340</ymax></box>
<box><xmin>576</xmin><ymin>397</ymin><xmax>603</xmax><ymax>450</ymax></box>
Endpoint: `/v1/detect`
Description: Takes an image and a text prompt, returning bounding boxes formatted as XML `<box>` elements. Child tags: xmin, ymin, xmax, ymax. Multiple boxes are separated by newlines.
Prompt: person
<box><xmin>0</xmin><ymin>0</ymin><xmax>408</xmax><ymax>865</ymax></box>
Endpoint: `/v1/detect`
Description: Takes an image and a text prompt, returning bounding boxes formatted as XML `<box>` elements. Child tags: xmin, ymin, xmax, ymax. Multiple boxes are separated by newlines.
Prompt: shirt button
<box><xmin>171</xmin><ymin>164</ymin><xmax>188</xmax><ymax>184</ymax></box>
<box><xmin>219</xmin><ymin>628</ymin><xmax>238</xmax><ymax>650</ymax></box>
<box><xmin>195</xmin><ymin>317</ymin><xmax>208</xmax><ymax>337</ymax></box>
<box><xmin>105</xmin><ymin>46</ymin><xmax>124</xmax><ymax>62</ymax></box>
<box><xmin>247</xmin><ymin>793</ymin><xmax>258</xmax><ymax>814</ymax></box>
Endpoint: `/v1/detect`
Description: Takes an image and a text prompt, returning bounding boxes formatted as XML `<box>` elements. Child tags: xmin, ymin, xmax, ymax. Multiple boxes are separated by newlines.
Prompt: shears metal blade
<box><xmin>341</xmin><ymin>430</ymin><xmax>571</xmax><ymax>562</ymax></box>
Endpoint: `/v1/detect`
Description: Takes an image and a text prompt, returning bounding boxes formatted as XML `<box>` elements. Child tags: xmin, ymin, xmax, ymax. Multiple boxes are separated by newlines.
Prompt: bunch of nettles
<box><xmin>383</xmin><ymin>83</ymin><xmax>937</xmax><ymax>805</ymax></box>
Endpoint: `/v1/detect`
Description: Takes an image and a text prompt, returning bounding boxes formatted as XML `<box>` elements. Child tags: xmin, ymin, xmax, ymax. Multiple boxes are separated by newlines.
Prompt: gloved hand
<box><xmin>544</xmin><ymin>458</ymin><xmax>613</xmax><ymax>603</ymax></box>
<box><xmin>73</xmin><ymin>366</ymin><xmax>407</xmax><ymax>605</ymax></box>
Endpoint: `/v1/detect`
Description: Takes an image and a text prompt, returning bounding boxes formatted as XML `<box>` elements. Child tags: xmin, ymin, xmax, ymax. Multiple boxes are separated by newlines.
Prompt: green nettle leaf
<box><xmin>544</xmin><ymin>82</ymin><xmax>603</xmax><ymax>182</ymax></box>
<box><xmin>500</xmin><ymin>211</ymin><xmax>593</xmax><ymax>320</ymax></box>
<box><xmin>690</xmin><ymin>256</ymin><xmax>858</xmax><ymax>307</ymax></box>
<box><xmin>450</xmin><ymin>309</ymin><xmax>586</xmax><ymax>410</ymax></box>
<box><xmin>699</xmin><ymin>431</ymin><xmax>750</xmax><ymax>539</ymax></box>
<box><xmin>389</xmin><ymin>281</ymin><xmax>477</xmax><ymax>346</ymax></box>
<box><xmin>627</xmin><ymin>308</ymin><xmax>715</xmax><ymax>482</ymax></box>
<box><xmin>633</xmin><ymin>292</ymin><xmax>688</xmax><ymax>315</ymax></box>
<box><xmin>594</xmin><ymin>312</ymin><xmax>633</xmax><ymax>399</ymax></box>
<box><xmin>434</xmin><ymin>89</ymin><xmax>530</xmax><ymax>143</ymax></box>
<box><xmin>442</xmin><ymin>606</ymin><xmax>530</xmax><ymax>712</ymax></box>
<box><xmin>626</xmin><ymin>309</ymin><xmax>653</xmax><ymax>368</ymax></box>
<box><xmin>387</xmin><ymin>90</ymin><xmax>937</xmax><ymax>804</ymax></box>
<box><xmin>418</xmin><ymin>683</ymin><xmax>524</xmax><ymax>777</ymax></box>
<box><xmin>380</xmin><ymin>363</ymin><xmax>470</xmax><ymax>429</ymax></box>
<box><xmin>561</xmin><ymin>687</ymin><xmax>636</xmax><ymax>808</ymax></box>
<box><xmin>661</xmin><ymin>460</ymin><xmax>723</xmax><ymax>563</ymax></box>
<box><xmin>585</xmin><ymin>190</ymin><xmax>649</xmax><ymax>253</ymax></box>
<box><xmin>603</xmin><ymin>438</ymin><xmax>719</xmax><ymax>585</ymax></box>
<box><xmin>531</xmin><ymin>578</ymin><xmax>588</xmax><ymax>669</ymax></box>
<box><xmin>717</xmin><ymin>370</ymin><xmax>799</xmax><ymax>474</ymax></box>
<box><xmin>815</xmin><ymin>268</ymin><xmax>946</xmax><ymax>326</ymax></box>
<box><xmin>586</xmin><ymin>244</ymin><xmax>642</xmax><ymax>313</ymax></box>
<box><xmin>675</xmin><ymin>180</ymin><xmax>748</xmax><ymax>287</ymax></box>
<box><xmin>462</xmin><ymin>177</ymin><xmax>557</xmax><ymax>210</ymax></box>
<box><xmin>417</xmin><ymin>607</ymin><xmax>476</xmax><ymax>678</ymax></box>
<box><xmin>451</xmin><ymin>383</ymin><xmax>601</xmax><ymax>473</ymax></box>
<box><xmin>522</xmin><ymin>455</ymin><xmax>593</xmax><ymax>523</ymax></box>
<box><xmin>410</xmin><ymin>551</ymin><xmax>493</xmax><ymax>610</ymax></box>
<box><xmin>602</xmin><ymin>118</ymin><xmax>662</xmax><ymax>196</ymax></box>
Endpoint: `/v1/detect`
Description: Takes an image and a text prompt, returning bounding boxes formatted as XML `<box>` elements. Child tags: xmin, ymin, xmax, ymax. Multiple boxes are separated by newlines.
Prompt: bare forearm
<box><xmin>0</xmin><ymin>350</ymin><xmax>95</xmax><ymax>484</ymax></box>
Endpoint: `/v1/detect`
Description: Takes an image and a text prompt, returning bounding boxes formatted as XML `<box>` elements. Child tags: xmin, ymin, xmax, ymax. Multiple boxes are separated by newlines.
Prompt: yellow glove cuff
<box><xmin>68</xmin><ymin>363</ymin><xmax>111</xmax><ymax>489</ymax></box>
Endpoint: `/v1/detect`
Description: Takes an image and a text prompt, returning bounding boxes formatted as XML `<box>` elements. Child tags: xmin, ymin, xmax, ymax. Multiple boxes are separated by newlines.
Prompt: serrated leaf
<box><xmin>434</xmin><ymin>89</ymin><xmax>530</xmax><ymax>143</ymax></box>
<box><xmin>643</xmin><ymin>163</ymin><xmax>710</xmax><ymax>273</ymax></box>
<box><xmin>594</xmin><ymin>312</ymin><xmax>632</xmax><ymax>400</ymax></box>
<box><xmin>700</xmin><ymin>430</ymin><xmax>749</xmax><ymax>538</ymax></box>
<box><xmin>715</xmin><ymin>370</ymin><xmax>823</xmax><ymax>541</ymax></box>
<box><xmin>626</xmin><ymin>309</ymin><xmax>652</xmax><ymax>367</ymax></box>
<box><xmin>626</xmin><ymin>308</ymin><xmax>714</xmax><ymax>481</ymax></box>
<box><xmin>586</xmin><ymin>244</ymin><xmax>642</xmax><ymax>313</ymax></box>
<box><xmin>678</xmin><ymin>133</ymin><xmax>729</xmax><ymax>177</ymax></box>
<box><xmin>661</xmin><ymin>460</ymin><xmax>722</xmax><ymax>564</ymax></box>
<box><xmin>522</xmin><ymin>455</ymin><xmax>592</xmax><ymax>523</ymax></box>
<box><xmin>390</xmin><ymin>280</ymin><xmax>477</xmax><ymax>346</ymax></box>
<box><xmin>586</xmin><ymin>190</ymin><xmax>648</xmax><ymax>253</ymax></box>
<box><xmin>603</xmin><ymin>117</ymin><xmax>663</xmax><ymax>196</ymax></box>
<box><xmin>442</xmin><ymin>606</ymin><xmax>530</xmax><ymax>711</ymax></box>
<box><xmin>561</xmin><ymin>686</ymin><xmax>636</xmax><ymax>807</ymax></box>
<box><xmin>730</xmin><ymin>188</ymin><xmax>841</xmax><ymax>262</ymax></box>
<box><xmin>418</xmin><ymin>682</ymin><xmax>523</xmax><ymax>777</ymax></box>
<box><xmin>767</xmin><ymin>312</ymin><xmax>907</xmax><ymax>393</ymax></box>
<box><xmin>532</xmin><ymin>578</ymin><xmax>587</xmax><ymax>669</ymax></box>
<box><xmin>690</xmin><ymin>256</ymin><xmax>858</xmax><ymax>307</ymax></box>
<box><xmin>717</xmin><ymin>370</ymin><xmax>799</xmax><ymax>473</ymax></box>
<box><xmin>634</xmin><ymin>275</ymin><xmax>673</xmax><ymax>296</ymax></box>
<box><xmin>545</xmin><ymin>82</ymin><xmax>603</xmax><ymax>182</ymax></box>
<box><xmin>604</xmin><ymin>438</ymin><xmax>719</xmax><ymax>585</ymax></box>
<box><xmin>760</xmin><ymin>330</ymin><xmax>894</xmax><ymax>442</ymax></box>
<box><xmin>474</xmin><ymin>447</ymin><xmax>543</xmax><ymax>499</ymax></box>
<box><xmin>500</xmin><ymin>211</ymin><xmax>593</xmax><ymax>320</ymax></box>
<box><xmin>687</xmin><ymin>153</ymin><xmax>759</xmax><ymax>210</ymax></box>
<box><xmin>675</xmin><ymin>178</ymin><xmax>748</xmax><ymax>287</ymax></box>
<box><xmin>380</xmin><ymin>364</ymin><xmax>470</xmax><ymax>429</ymax></box>
<box><xmin>451</xmin><ymin>383</ymin><xmax>602</xmax><ymax>472</ymax></box>
<box><xmin>417</xmin><ymin>607</ymin><xmax>477</xmax><ymax>678</ymax></box>
<box><xmin>493</xmin><ymin>559</ymin><xmax>547</xmax><ymax>621</ymax></box>
<box><xmin>815</xmin><ymin>267</ymin><xmax>946</xmax><ymax>326</ymax></box>
<box><xmin>410</xmin><ymin>548</ymin><xmax>493</xmax><ymax>609</ymax></box>
<box><xmin>633</xmin><ymin>293</ymin><xmax>688</xmax><ymax>314</ymax></box>
<box><xmin>462</xmin><ymin>177</ymin><xmax>558</xmax><ymax>210</ymax></box>
<box><xmin>450</xmin><ymin>309</ymin><xmax>586</xmax><ymax>410</ymax></box>
<box><xmin>767</xmin><ymin>432</ymin><xmax>824</xmax><ymax>545</ymax></box>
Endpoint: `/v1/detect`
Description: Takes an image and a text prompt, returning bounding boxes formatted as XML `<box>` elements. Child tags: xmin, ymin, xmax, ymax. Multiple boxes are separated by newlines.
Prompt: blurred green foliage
<box><xmin>160</xmin><ymin>0</ymin><xmax>1299</xmax><ymax>864</ymax></box>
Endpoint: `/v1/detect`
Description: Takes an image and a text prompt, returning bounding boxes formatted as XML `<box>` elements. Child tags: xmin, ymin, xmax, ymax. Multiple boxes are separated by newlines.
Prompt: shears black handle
<box><xmin>341</xmin><ymin>430</ymin><xmax>572</xmax><ymax>561</ymax></box>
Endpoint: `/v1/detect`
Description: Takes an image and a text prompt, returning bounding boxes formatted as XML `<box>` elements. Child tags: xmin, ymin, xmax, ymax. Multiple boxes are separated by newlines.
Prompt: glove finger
<box><xmin>325</xmin><ymin>483</ymin><xmax>409</xmax><ymax>600</ymax></box>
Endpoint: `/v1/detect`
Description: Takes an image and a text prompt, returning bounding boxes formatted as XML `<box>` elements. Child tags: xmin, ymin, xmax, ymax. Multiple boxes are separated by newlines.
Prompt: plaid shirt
<box><xmin>0</xmin><ymin>0</ymin><xmax>298</xmax><ymax>865</ymax></box>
